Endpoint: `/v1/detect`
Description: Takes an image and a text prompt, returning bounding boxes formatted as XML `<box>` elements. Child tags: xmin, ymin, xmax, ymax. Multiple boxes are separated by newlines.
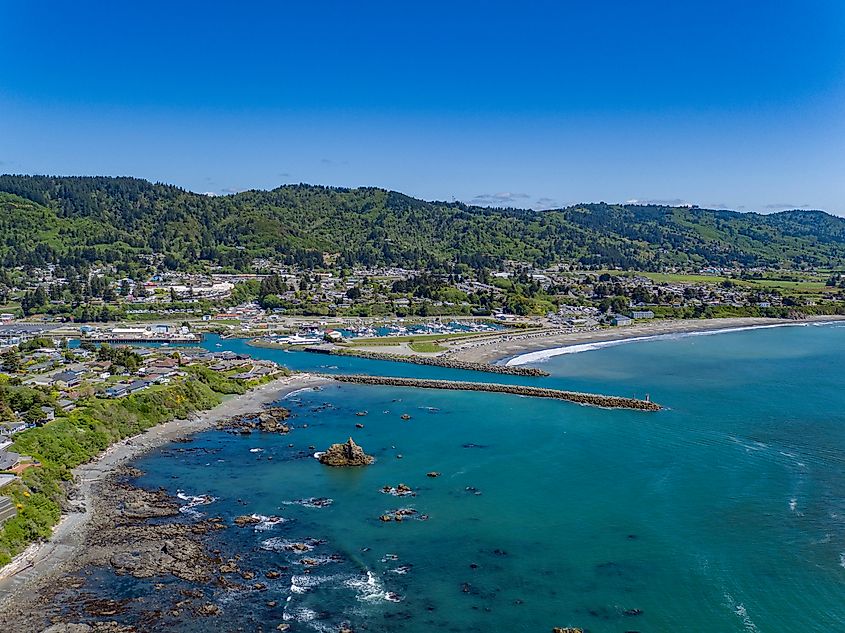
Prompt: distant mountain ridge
<box><xmin>0</xmin><ymin>174</ymin><xmax>843</xmax><ymax>272</ymax></box>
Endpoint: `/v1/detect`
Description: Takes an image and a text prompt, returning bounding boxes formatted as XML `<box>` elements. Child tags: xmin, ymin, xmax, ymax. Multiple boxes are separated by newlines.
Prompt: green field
<box><xmin>347</xmin><ymin>331</ymin><xmax>490</xmax><ymax>346</ymax></box>
<box><xmin>408</xmin><ymin>341</ymin><xmax>446</xmax><ymax>353</ymax></box>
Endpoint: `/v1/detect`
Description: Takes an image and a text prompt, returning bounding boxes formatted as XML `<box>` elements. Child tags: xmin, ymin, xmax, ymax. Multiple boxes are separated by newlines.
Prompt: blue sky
<box><xmin>2</xmin><ymin>1</ymin><xmax>844</xmax><ymax>213</ymax></box>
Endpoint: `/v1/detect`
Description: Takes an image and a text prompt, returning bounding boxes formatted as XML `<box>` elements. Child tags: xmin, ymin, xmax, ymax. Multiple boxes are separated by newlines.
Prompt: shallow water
<box><xmin>85</xmin><ymin>325</ymin><xmax>845</xmax><ymax>631</ymax></box>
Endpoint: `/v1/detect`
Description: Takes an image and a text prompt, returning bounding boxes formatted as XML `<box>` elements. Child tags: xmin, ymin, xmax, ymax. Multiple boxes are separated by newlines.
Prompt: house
<box><xmin>104</xmin><ymin>384</ymin><xmax>129</xmax><ymax>399</ymax></box>
<box><xmin>611</xmin><ymin>315</ymin><xmax>633</xmax><ymax>326</ymax></box>
<box><xmin>57</xmin><ymin>399</ymin><xmax>76</xmax><ymax>413</ymax></box>
<box><xmin>0</xmin><ymin>421</ymin><xmax>27</xmax><ymax>437</ymax></box>
<box><xmin>40</xmin><ymin>406</ymin><xmax>56</xmax><ymax>422</ymax></box>
<box><xmin>0</xmin><ymin>449</ymin><xmax>22</xmax><ymax>471</ymax></box>
<box><xmin>631</xmin><ymin>310</ymin><xmax>655</xmax><ymax>319</ymax></box>
<box><xmin>127</xmin><ymin>380</ymin><xmax>151</xmax><ymax>394</ymax></box>
<box><xmin>150</xmin><ymin>357</ymin><xmax>179</xmax><ymax>369</ymax></box>
<box><xmin>52</xmin><ymin>370</ymin><xmax>82</xmax><ymax>388</ymax></box>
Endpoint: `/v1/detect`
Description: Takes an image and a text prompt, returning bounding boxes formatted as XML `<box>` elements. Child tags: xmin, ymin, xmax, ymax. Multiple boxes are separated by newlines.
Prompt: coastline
<box><xmin>447</xmin><ymin>315</ymin><xmax>845</xmax><ymax>365</ymax></box>
<box><xmin>0</xmin><ymin>372</ymin><xmax>331</xmax><ymax>607</ymax></box>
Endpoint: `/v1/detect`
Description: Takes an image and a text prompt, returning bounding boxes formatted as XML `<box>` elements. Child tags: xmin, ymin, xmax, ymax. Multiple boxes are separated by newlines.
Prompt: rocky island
<box><xmin>317</xmin><ymin>438</ymin><xmax>375</xmax><ymax>467</ymax></box>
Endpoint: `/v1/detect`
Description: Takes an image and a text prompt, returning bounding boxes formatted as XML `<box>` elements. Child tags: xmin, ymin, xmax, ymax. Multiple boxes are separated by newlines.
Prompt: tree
<box><xmin>1</xmin><ymin>349</ymin><xmax>21</xmax><ymax>373</ymax></box>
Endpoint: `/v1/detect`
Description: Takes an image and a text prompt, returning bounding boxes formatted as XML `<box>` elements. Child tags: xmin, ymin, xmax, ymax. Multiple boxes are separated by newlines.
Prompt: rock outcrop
<box><xmin>318</xmin><ymin>438</ymin><xmax>374</xmax><ymax>467</ymax></box>
<box><xmin>217</xmin><ymin>406</ymin><xmax>291</xmax><ymax>434</ymax></box>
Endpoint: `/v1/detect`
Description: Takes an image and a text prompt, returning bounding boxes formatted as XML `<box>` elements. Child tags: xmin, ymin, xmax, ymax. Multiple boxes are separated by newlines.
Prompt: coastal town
<box><xmin>1</xmin><ymin>258</ymin><xmax>842</xmax><ymax>565</ymax></box>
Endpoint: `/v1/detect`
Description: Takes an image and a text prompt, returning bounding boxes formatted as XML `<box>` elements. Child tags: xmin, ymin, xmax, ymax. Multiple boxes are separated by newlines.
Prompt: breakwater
<box><xmin>326</xmin><ymin>374</ymin><xmax>661</xmax><ymax>411</ymax></box>
<box><xmin>304</xmin><ymin>347</ymin><xmax>550</xmax><ymax>377</ymax></box>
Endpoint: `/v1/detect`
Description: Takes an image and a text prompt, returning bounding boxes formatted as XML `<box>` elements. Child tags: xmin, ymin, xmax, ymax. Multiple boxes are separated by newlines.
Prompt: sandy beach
<box><xmin>447</xmin><ymin>315</ymin><xmax>845</xmax><ymax>364</ymax></box>
<box><xmin>0</xmin><ymin>372</ymin><xmax>330</xmax><ymax>608</ymax></box>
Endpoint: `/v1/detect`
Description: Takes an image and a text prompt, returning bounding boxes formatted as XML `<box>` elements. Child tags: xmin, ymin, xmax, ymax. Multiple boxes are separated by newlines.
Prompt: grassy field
<box><xmin>408</xmin><ymin>341</ymin><xmax>446</xmax><ymax>353</ymax></box>
<box><xmin>347</xmin><ymin>331</ymin><xmax>488</xmax><ymax>346</ymax></box>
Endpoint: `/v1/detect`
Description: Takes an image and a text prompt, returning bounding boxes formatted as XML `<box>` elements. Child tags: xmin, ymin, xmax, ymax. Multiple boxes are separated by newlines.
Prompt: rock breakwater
<box><xmin>304</xmin><ymin>347</ymin><xmax>549</xmax><ymax>377</ymax></box>
<box><xmin>326</xmin><ymin>375</ymin><xmax>661</xmax><ymax>411</ymax></box>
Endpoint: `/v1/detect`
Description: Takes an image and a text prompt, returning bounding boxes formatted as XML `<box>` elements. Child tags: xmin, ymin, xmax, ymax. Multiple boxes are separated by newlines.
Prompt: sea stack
<box><xmin>318</xmin><ymin>437</ymin><xmax>375</xmax><ymax>467</ymax></box>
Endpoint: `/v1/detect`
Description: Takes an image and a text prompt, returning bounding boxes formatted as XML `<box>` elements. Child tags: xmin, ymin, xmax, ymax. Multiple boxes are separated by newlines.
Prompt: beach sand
<box><xmin>0</xmin><ymin>372</ymin><xmax>330</xmax><ymax>607</ymax></box>
<box><xmin>447</xmin><ymin>316</ymin><xmax>845</xmax><ymax>364</ymax></box>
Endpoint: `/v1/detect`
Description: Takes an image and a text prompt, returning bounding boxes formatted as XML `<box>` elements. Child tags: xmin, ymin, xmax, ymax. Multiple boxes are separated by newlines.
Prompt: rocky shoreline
<box><xmin>304</xmin><ymin>346</ymin><xmax>550</xmax><ymax>376</ymax></box>
<box><xmin>0</xmin><ymin>467</ymin><xmax>229</xmax><ymax>632</ymax></box>
<box><xmin>327</xmin><ymin>374</ymin><xmax>661</xmax><ymax>411</ymax></box>
<box><xmin>0</xmin><ymin>375</ymin><xmax>331</xmax><ymax>623</ymax></box>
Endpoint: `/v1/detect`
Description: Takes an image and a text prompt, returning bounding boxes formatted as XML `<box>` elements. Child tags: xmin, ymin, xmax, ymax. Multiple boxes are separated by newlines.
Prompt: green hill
<box><xmin>1</xmin><ymin>174</ymin><xmax>843</xmax><ymax>273</ymax></box>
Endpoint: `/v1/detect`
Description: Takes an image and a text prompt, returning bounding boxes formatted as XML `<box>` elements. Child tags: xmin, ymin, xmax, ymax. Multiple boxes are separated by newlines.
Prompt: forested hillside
<box><xmin>1</xmin><ymin>175</ymin><xmax>843</xmax><ymax>273</ymax></box>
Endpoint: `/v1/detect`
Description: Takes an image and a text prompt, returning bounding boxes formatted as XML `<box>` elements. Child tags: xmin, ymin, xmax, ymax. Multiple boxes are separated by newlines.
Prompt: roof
<box><xmin>53</xmin><ymin>370</ymin><xmax>81</xmax><ymax>383</ymax></box>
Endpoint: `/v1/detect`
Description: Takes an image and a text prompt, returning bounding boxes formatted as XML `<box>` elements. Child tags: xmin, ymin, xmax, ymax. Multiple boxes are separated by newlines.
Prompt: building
<box><xmin>324</xmin><ymin>330</ymin><xmax>344</xmax><ymax>343</ymax></box>
<box><xmin>611</xmin><ymin>314</ymin><xmax>633</xmax><ymax>326</ymax></box>
<box><xmin>52</xmin><ymin>370</ymin><xmax>82</xmax><ymax>389</ymax></box>
<box><xmin>104</xmin><ymin>384</ymin><xmax>129</xmax><ymax>399</ymax></box>
<box><xmin>127</xmin><ymin>380</ymin><xmax>151</xmax><ymax>394</ymax></box>
<box><xmin>0</xmin><ymin>496</ymin><xmax>17</xmax><ymax>525</ymax></box>
<box><xmin>631</xmin><ymin>310</ymin><xmax>655</xmax><ymax>319</ymax></box>
<box><xmin>0</xmin><ymin>449</ymin><xmax>22</xmax><ymax>471</ymax></box>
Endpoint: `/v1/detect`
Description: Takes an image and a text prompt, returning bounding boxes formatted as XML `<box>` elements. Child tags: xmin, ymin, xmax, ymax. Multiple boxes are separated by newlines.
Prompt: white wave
<box><xmin>505</xmin><ymin>323</ymin><xmax>808</xmax><ymax>366</ymax></box>
<box><xmin>344</xmin><ymin>571</ymin><xmax>401</xmax><ymax>603</ymax></box>
<box><xmin>839</xmin><ymin>553</ymin><xmax>845</xmax><ymax>569</ymax></box>
<box><xmin>249</xmin><ymin>447</ymin><xmax>264</xmax><ymax>453</ymax></box>
<box><xmin>250</xmin><ymin>514</ymin><xmax>288</xmax><ymax>531</ymax></box>
<box><xmin>289</xmin><ymin>573</ymin><xmax>342</xmax><ymax>594</ymax></box>
<box><xmin>283</xmin><ymin>606</ymin><xmax>318</xmax><ymax>621</ymax></box>
<box><xmin>283</xmin><ymin>387</ymin><xmax>317</xmax><ymax>400</ymax></box>
<box><xmin>260</xmin><ymin>537</ymin><xmax>316</xmax><ymax>552</ymax></box>
<box><xmin>176</xmin><ymin>491</ymin><xmax>217</xmax><ymax>516</ymax></box>
<box><xmin>282</xmin><ymin>497</ymin><xmax>334</xmax><ymax>508</ymax></box>
<box><xmin>724</xmin><ymin>592</ymin><xmax>759</xmax><ymax>633</ymax></box>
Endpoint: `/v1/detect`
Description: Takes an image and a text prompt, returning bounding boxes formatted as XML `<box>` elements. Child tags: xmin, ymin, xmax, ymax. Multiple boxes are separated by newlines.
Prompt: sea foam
<box><xmin>505</xmin><ymin>323</ymin><xmax>811</xmax><ymax>366</ymax></box>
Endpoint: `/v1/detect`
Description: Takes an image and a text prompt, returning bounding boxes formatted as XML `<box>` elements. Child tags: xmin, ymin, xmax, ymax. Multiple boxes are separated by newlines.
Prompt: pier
<box><xmin>325</xmin><ymin>374</ymin><xmax>661</xmax><ymax>411</ymax></box>
<box><xmin>304</xmin><ymin>347</ymin><xmax>550</xmax><ymax>377</ymax></box>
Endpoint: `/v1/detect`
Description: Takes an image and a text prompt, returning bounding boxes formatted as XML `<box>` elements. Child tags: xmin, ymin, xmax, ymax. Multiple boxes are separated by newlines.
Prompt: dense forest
<box><xmin>1</xmin><ymin>175</ymin><xmax>844</xmax><ymax>273</ymax></box>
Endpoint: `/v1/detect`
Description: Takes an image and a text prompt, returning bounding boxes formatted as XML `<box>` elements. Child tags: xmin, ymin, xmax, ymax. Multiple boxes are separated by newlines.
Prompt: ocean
<box><xmin>81</xmin><ymin>323</ymin><xmax>845</xmax><ymax>631</ymax></box>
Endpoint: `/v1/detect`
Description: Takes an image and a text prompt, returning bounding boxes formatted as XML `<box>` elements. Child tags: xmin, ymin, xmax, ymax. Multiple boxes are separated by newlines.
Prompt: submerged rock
<box><xmin>318</xmin><ymin>438</ymin><xmax>374</xmax><ymax>467</ymax></box>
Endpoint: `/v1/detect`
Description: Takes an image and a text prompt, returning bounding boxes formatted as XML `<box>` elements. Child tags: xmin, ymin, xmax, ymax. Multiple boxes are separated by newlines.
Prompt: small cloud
<box><xmin>278</xmin><ymin>172</ymin><xmax>291</xmax><ymax>178</ymax></box>
<box><xmin>533</xmin><ymin>197</ymin><xmax>560</xmax><ymax>209</ymax></box>
<box><xmin>203</xmin><ymin>192</ymin><xmax>218</xmax><ymax>197</ymax></box>
<box><xmin>468</xmin><ymin>192</ymin><xmax>531</xmax><ymax>206</ymax></box>
<box><xmin>219</xmin><ymin>187</ymin><xmax>244</xmax><ymax>195</ymax></box>
<box><xmin>625</xmin><ymin>197</ymin><xmax>695</xmax><ymax>207</ymax></box>
<box><xmin>763</xmin><ymin>202</ymin><xmax>810</xmax><ymax>211</ymax></box>
<box><xmin>320</xmin><ymin>158</ymin><xmax>348</xmax><ymax>166</ymax></box>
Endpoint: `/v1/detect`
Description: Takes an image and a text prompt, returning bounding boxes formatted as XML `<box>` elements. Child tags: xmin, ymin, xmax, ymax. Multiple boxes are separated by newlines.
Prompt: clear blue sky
<box><xmin>2</xmin><ymin>1</ymin><xmax>844</xmax><ymax>213</ymax></box>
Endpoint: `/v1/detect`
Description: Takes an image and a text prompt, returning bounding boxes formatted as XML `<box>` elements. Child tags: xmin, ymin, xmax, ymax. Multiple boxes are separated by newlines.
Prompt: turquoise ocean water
<box><xmin>79</xmin><ymin>324</ymin><xmax>845</xmax><ymax>631</ymax></box>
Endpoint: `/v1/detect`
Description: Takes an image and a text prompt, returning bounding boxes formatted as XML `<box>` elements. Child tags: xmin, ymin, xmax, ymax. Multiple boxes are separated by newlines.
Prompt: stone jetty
<box><xmin>325</xmin><ymin>374</ymin><xmax>661</xmax><ymax>411</ymax></box>
<box><xmin>304</xmin><ymin>347</ymin><xmax>549</xmax><ymax>377</ymax></box>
